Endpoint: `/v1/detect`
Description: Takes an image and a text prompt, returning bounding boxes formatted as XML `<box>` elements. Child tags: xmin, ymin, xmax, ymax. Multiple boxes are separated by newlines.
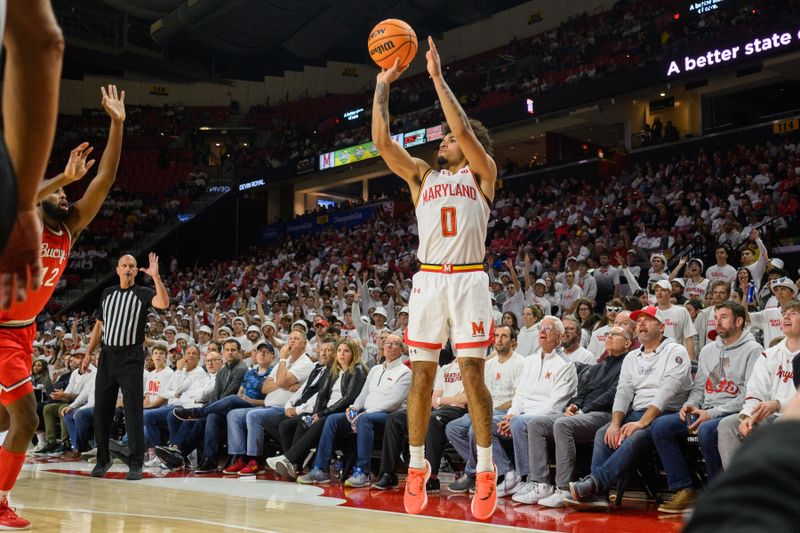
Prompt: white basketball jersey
<box><xmin>415</xmin><ymin>166</ymin><xmax>490</xmax><ymax>264</ymax></box>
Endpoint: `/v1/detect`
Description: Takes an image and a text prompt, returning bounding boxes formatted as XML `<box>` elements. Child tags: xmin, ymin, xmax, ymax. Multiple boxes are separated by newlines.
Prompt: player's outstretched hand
<box><xmin>63</xmin><ymin>142</ymin><xmax>95</xmax><ymax>183</ymax></box>
<box><xmin>0</xmin><ymin>209</ymin><xmax>43</xmax><ymax>309</ymax></box>
<box><xmin>139</xmin><ymin>252</ymin><xmax>159</xmax><ymax>279</ymax></box>
<box><xmin>426</xmin><ymin>36</ymin><xmax>443</xmax><ymax>80</ymax></box>
<box><xmin>101</xmin><ymin>84</ymin><xmax>126</xmax><ymax>123</ymax></box>
<box><xmin>376</xmin><ymin>57</ymin><xmax>408</xmax><ymax>85</ymax></box>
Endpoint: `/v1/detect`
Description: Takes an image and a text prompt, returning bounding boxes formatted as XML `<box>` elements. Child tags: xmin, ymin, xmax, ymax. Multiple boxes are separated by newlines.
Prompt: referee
<box><xmin>83</xmin><ymin>252</ymin><xmax>169</xmax><ymax>480</ymax></box>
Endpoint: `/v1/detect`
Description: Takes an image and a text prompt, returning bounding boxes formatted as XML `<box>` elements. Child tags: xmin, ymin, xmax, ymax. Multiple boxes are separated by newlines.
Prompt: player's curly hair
<box><xmin>442</xmin><ymin>119</ymin><xmax>494</xmax><ymax>157</ymax></box>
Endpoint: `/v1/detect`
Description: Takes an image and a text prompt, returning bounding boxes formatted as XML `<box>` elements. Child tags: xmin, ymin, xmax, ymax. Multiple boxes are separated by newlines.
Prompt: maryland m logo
<box><xmin>471</xmin><ymin>321</ymin><xmax>485</xmax><ymax>336</ymax></box>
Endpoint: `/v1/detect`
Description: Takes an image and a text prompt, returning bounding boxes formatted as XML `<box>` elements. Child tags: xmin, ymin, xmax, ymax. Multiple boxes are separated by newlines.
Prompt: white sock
<box><xmin>476</xmin><ymin>445</ymin><xmax>493</xmax><ymax>473</ymax></box>
<box><xmin>408</xmin><ymin>445</ymin><xmax>426</xmax><ymax>470</ymax></box>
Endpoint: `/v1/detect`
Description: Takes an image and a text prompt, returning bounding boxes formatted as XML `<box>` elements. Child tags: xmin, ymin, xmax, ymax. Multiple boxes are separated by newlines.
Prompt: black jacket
<box><xmin>314</xmin><ymin>365</ymin><xmax>368</xmax><ymax>417</ymax></box>
<box><xmin>294</xmin><ymin>364</ymin><xmax>329</xmax><ymax>407</ymax></box>
<box><xmin>571</xmin><ymin>353</ymin><xmax>625</xmax><ymax>413</ymax></box>
<box><xmin>212</xmin><ymin>360</ymin><xmax>248</xmax><ymax>401</ymax></box>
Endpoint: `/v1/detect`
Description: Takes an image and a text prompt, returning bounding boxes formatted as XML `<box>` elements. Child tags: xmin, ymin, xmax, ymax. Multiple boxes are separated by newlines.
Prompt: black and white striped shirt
<box><xmin>97</xmin><ymin>285</ymin><xmax>155</xmax><ymax>347</ymax></box>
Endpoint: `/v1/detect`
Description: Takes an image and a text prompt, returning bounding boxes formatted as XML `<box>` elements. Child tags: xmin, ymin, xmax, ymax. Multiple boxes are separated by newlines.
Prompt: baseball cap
<box><xmin>63</xmin><ymin>333</ymin><xmax>73</xmax><ymax>340</ymax></box>
<box><xmin>198</xmin><ymin>325</ymin><xmax>212</xmax><ymax>335</ymax></box>
<box><xmin>291</xmin><ymin>320</ymin><xmax>308</xmax><ymax>332</ymax></box>
<box><xmin>491</xmin><ymin>278</ymin><xmax>503</xmax><ymax>286</ymax></box>
<box><xmin>671</xmin><ymin>278</ymin><xmax>685</xmax><ymax>288</ymax></box>
<box><xmin>175</xmin><ymin>333</ymin><xmax>190</xmax><ymax>342</ymax></box>
<box><xmin>233</xmin><ymin>316</ymin><xmax>247</xmax><ymax>325</ymax></box>
<box><xmin>770</xmin><ymin>258</ymin><xmax>785</xmax><ymax>269</ymax></box>
<box><xmin>246</xmin><ymin>325</ymin><xmax>261</xmax><ymax>334</ymax></box>
<box><xmin>650</xmin><ymin>253</ymin><xmax>666</xmax><ymax>264</ymax></box>
<box><xmin>654</xmin><ymin>279</ymin><xmax>672</xmax><ymax>291</ymax></box>
<box><xmin>631</xmin><ymin>305</ymin><xmax>666</xmax><ymax>323</ymax></box>
<box><xmin>399</xmin><ymin>306</ymin><xmax>409</xmax><ymax>315</ymax></box>
<box><xmin>261</xmin><ymin>320</ymin><xmax>277</xmax><ymax>331</ymax></box>
<box><xmin>534</xmin><ymin>279</ymin><xmax>547</xmax><ymax>287</ymax></box>
<box><xmin>164</xmin><ymin>326</ymin><xmax>177</xmax><ymax>334</ymax></box>
<box><xmin>218</xmin><ymin>326</ymin><xmax>233</xmax><ymax>335</ymax></box>
<box><xmin>770</xmin><ymin>276</ymin><xmax>799</xmax><ymax>296</ymax></box>
<box><xmin>54</xmin><ymin>326</ymin><xmax>64</xmax><ymax>332</ymax></box>
<box><xmin>687</xmin><ymin>258</ymin><xmax>704</xmax><ymax>270</ymax></box>
<box><xmin>73</xmin><ymin>346</ymin><xmax>87</xmax><ymax>355</ymax></box>
<box><xmin>256</xmin><ymin>341</ymin><xmax>275</xmax><ymax>353</ymax></box>
<box><xmin>373</xmin><ymin>307</ymin><xmax>388</xmax><ymax>318</ymax></box>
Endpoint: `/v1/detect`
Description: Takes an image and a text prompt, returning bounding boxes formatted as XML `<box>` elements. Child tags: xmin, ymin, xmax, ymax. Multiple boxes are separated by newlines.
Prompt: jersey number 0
<box><xmin>441</xmin><ymin>206</ymin><xmax>457</xmax><ymax>237</ymax></box>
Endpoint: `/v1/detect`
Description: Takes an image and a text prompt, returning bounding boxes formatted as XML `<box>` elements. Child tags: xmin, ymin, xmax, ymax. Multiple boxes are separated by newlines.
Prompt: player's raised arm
<box><xmin>65</xmin><ymin>85</ymin><xmax>125</xmax><ymax>239</ymax></box>
<box><xmin>36</xmin><ymin>142</ymin><xmax>95</xmax><ymax>202</ymax></box>
<box><xmin>426</xmin><ymin>37</ymin><xmax>496</xmax><ymax>194</ymax></box>
<box><xmin>371</xmin><ymin>58</ymin><xmax>429</xmax><ymax>199</ymax></box>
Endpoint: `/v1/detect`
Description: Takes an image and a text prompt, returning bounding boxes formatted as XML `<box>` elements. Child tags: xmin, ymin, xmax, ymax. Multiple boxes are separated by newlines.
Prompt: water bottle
<box><xmin>746</xmin><ymin>281</ymin><xmax>755</xmax><ymax>305</ymax></box>
<box><xmin>329</xmin><ymin>452</ymin><xmax>344</xmax><ymax>482</ymax></box>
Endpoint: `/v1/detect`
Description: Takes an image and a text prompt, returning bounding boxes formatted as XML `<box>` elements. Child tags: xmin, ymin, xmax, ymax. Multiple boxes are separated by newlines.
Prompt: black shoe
<box><xmin>371</xmin><ymin>472</ymin><xmax>398</xmax><ymax>490</ymax></box>
<box><xmin>426</xmin><ymin>477</ymin><xmax>441</xmax><ymax>494</ymax></box>
<box><xmin>109</xmin><ymin>439</ymin><xmax>131</xmax><ymax>466</ymax></box>
<box><xmin>194</xmin><ymin>457</ymin><xmax>219</xmax><ymax>474</ymax></box>
<box><xmin>154</xmin><ymin>445</ymin><xmax>186</xmax><ymax>470</ymax></box>
<box><xmin>34</xmin><ymin>442</ymin><xmax>59</xmax><ymax>456</ymax></box>
<box><xmin>173</xmin><ymin>408</ymin><xmax>199</xmax><ymax>421</ymax></box>
<box><xmin>90</xmin><ymin>461</ymin><xmax>113</xmax><ymax>478</ymax></box>
<box><xmin>47</xmin><ymin>443</ymin><xmax>70</xmax><ymax>457</ymax></box>
<box><xmin>126</xmin><ymin>465</ymin><xmax>143</xmax><ymax>480</ymax></box>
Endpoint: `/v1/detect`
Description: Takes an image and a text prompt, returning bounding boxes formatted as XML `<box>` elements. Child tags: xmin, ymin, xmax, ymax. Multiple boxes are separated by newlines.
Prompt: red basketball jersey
<box><xmin>0</xmin><ymin>222</ymin><xmax>71</xmax><ymax>326</ymax></box>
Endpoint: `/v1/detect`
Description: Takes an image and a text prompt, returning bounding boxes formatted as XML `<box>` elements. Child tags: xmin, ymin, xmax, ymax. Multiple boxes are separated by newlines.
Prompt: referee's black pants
<box><xmin>94</xmin><ymin>344</ymin><xmax>145</xmax><ymax>468</ymax></box>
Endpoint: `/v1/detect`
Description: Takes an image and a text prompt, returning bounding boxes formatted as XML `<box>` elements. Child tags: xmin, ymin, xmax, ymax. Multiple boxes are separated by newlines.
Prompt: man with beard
<box><xmin>0</xmin><ymin>84</ymin><xmax>124</xmax><ymax>528</ymax></box>
<box><xmin>650</xmin><ymin>301</ymin><xmax>761</xmax><ymax>514</ymax></box>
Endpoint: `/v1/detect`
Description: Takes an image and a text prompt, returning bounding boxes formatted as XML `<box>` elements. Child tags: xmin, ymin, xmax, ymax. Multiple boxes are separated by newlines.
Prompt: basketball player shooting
<box><xmin>0</xmin><ymin>84</ymin><xmax>124</xmax><ymax>530</ymax></box>
<box><xmin>371</xmin><ymin>36</ymin><xmax>498</xmax><ymax>520</ymax></box>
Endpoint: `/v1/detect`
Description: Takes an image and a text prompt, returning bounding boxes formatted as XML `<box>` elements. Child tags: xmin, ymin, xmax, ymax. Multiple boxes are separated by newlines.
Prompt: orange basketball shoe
<box><xmin>403</xmin><ymin>460</ymin><xmax>431</xmax><ymax>514</ymax></box>
<box><xmin>471</xmin><ymin>465</ymin><xmax>498</xmax><ymax>520</ymax></box>
<box><xmin>0</xmin><ymin>497</ymin><xmax>30</xmax><ymax>530</ymax></box>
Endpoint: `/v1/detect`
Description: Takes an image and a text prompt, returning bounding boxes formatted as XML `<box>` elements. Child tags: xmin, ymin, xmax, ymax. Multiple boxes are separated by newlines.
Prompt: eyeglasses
<box><xmin>607</xmin><ymin>331</ymin><xmax>630</xmax><ymax>340</ymax></box>
<box><xmin>384</xmin><ymin>341</ymin><xmax>402</xmax><ymax>347</ymax></box>
<box><xmin>207</xmin><ymin>358</ymin><xmax>223</xmax><ymax>363</ymax></box>
<box><xmin>540</xmin><ymin>325</ymin><xmax>557</xmax><ymax>332</ymax></box>
<box><xmin>606</xmin><ymin>306</ymin><xmax>622</xmax><ymax>313</ymax></box>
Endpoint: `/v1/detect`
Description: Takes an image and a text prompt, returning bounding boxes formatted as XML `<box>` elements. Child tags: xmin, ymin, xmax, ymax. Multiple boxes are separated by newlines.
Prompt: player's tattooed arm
<box><xmin>371</xmin><ymin>63</ymin><xmax>426</xmax><ymax>188</ymax></box>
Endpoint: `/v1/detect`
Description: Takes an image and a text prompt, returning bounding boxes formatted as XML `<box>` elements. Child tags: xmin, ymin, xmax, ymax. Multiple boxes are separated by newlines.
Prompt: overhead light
<box><xmin>659</xmin><ymin>92</ymin><xmax>666</xmax><ymax>97</ymax></box>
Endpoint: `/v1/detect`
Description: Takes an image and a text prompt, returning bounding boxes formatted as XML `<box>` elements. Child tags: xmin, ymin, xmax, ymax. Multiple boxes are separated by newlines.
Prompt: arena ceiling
<box><xmin>93</xmin><ymin>0</ymin><xmax>530</xmax><ymax>78</ymax></box>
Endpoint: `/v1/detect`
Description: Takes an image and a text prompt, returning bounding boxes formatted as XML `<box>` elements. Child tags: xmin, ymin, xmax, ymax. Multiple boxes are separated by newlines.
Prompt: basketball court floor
<box><xmin>14</xmin><ymin>457</ymin><xmax>685</xmax><ymax>532</ymax></box>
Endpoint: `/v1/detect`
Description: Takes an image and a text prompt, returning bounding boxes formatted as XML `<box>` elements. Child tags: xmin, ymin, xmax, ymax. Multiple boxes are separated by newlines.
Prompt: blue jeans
<box><xmin>590</xmin><ymin>410</ymin><xmax>657</xmax><ymax>491</ymax></box>
<box><xmin>313</xmin><ymin>411</ymin><xmax>388</xmax><ymax>473</ymax></box>
<box><xmin>651</xmin><ymin>412</ymin><xmax>724</xmax><ymax>488</ymax></box>
<box><xmin>485</xmin><ymin>413</ymin><xmax>515</xmax><ymax>476</ymax></box>
<box><xmin>64</xmin><ymin>407</ymin><xmax>94</xmax><ymax>452</ymax></box>
<box><xmin>227</xmin><ymin>406</ymin><xmax>283</xmax><ymax>457</ymax></box>
<box><xmin>143</xmin><ymin>405</ymin><xmax>175</xmax><ymax>448</ymax></box>
<box><xmin>199</xmin><ymin>396</ymin><xmax>256</xmax><ymax>459</ymax></box>
<box><xmin>167</xmin><ymin>410</ymin><xmax>204</xmax><ymax>454</ymax></box>
<box><xmin>447</xmin><ymin>410</ymin><xmax>508</xmax><ymax>475</ymax></box>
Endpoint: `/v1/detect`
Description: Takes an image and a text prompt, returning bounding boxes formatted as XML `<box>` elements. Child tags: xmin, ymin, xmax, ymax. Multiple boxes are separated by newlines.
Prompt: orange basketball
<box><xmin>368</xmin><ymin>19</ymin><xmax>418</xmax><ymax>70</ymax></box>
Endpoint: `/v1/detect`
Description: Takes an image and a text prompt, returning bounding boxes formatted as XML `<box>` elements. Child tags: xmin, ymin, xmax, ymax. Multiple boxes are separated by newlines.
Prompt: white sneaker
<box><xmin>144</xmin><ymin>456</ymin><xmax>163</xmax><ymax>468</ymax></box>
<box><xmin>266</xmin><ymin>455</ymin><xmax>285</xmax><ymax>471</ymax></box>
<box><xmin>538</xmin><ymin>488</ymin><xmax>569</xmax><ymax>508</ymax></box>
<box><xmin>496</xmin><ymin>470</ymin><xmax>521</xmax><ymax>498</ymax></box>
<box><xmin>31</xmin><ymin>441</ymin><xmax>48</xmax><ymax>453</ymax></box>
<box><xmin>512</xmin><ymin>482</ymin><xmax>554</xmax><ymax>504</ymax></box>
<box><xmin>513</xmin><ymin>481</ymin><xmax>536</xmax><ymax>496</ymax></box>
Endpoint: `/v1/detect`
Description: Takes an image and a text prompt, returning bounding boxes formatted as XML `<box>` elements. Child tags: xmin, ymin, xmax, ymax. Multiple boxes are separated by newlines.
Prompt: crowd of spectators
<box><xmin>235</xmin><ymin>0</ymin><xmax>795</xmax><ymax>168</ymax></box>
<box><xmin>23</xmin><ymin>125</ymin><xmax>800</xmax><ymax>514</ymax></box>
